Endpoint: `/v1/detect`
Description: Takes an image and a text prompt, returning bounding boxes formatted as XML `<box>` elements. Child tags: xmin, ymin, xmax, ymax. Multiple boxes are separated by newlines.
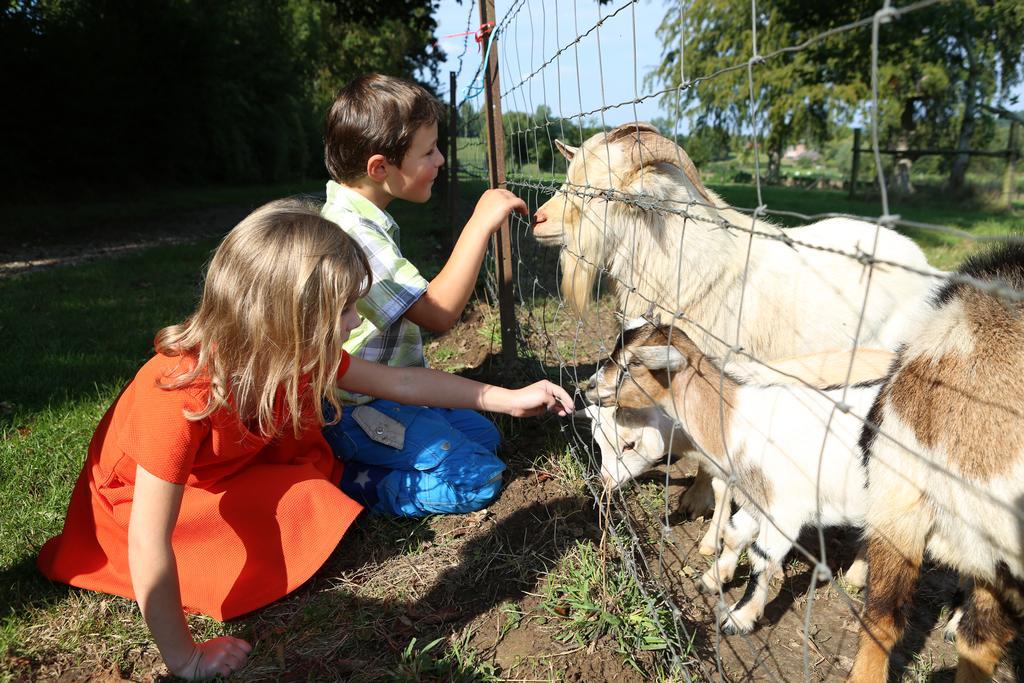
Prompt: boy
<box><xmin>321</xmin><ymin>73</ymin><xmax>529</xmax><ymax>517</ymax></box>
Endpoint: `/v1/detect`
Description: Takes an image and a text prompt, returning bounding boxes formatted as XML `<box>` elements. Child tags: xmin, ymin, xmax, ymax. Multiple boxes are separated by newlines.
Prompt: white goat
<box><xmin>585</xmin><ymin>403</ymin><xmax>726</xmax><ymax>556</ymax></box>
<box><xmin>849</xmin><ymin>244</ymin><xmax>1024</xmax><ymax>683</ymax></box>
<box><xmin>533</xmin><ymin>122</ymin><xmax>940</xmax><ymax>361</ymax></box>
<box><xmin>585</xmin><ymin>319</ymin><xmax>876</xmax><ymax>634</ymax></box>
<box><xmin>586</xmin><ymin>347</ymin><xmax>895</xmax><ymax>556</ymax></box>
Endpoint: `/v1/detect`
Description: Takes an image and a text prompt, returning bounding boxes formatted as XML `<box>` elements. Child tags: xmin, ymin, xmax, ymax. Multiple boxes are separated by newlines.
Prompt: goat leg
<box><xmin>718</xmin><ymin>518</ymin><xmax>795</xmax><ymax>635</ymax></box>
<box><xmin>698</xmin><ymin>476</ymin><xmax>731</xmax><ymax>556</ymax></box>
<box><xmin>679</xmin><ymin>466</ymin><xmax>716</xmax><ymax>518</ymax></box>
<box><xmin>953</xmin><ymin>578</ymin><xmax>1018</xmax><ymax>683</ymax></box>
<box><xmin>848</xmin><ymin>529</ymin><xmax>927</xmax><ymax>682</ymax></box>
<box><xmin>844</xmin><ymin>543</ymin><xmax>869</xmax><ymax>589</ymax></box>
<box><xmin>699</xmin><ymin>507</ymin><xmax>757</xmax><ymax>594</ymax></box>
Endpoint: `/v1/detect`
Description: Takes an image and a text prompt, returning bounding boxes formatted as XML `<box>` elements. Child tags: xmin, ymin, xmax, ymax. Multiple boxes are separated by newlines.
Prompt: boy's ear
<box><xmin>366</xmin><ymin>154</ymin><xmax>390</xmax><ymax>183</ymax></box>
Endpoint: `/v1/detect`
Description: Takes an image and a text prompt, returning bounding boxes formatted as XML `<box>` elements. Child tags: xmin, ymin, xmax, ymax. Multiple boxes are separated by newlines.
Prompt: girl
<box><xmin>37</xmin><ymin>199</ymin><xmax>574</xmax><ymax>680</ymax></box>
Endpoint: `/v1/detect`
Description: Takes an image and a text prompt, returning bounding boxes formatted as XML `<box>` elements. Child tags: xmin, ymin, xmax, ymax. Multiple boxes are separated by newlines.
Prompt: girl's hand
<box><xmin>504</xmin><ymin>380</ymin><xmax>575</xmax><ymax>417</ymax></box>
<box><xmin>175</xmin><ymin>637</ymin><xmax>252</xmax><ymax>680</ymax></box>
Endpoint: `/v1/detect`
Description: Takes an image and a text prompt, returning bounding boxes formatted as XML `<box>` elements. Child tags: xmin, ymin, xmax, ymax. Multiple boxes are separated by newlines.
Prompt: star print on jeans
<box><xmin>339</xmin><ymin>463</ymin><xmax>386</xmax><ymax>509</ymax></box>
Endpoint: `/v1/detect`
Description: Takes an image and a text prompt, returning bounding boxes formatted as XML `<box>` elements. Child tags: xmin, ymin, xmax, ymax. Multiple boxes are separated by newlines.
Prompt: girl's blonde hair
<box><xmin>155</xmin><ymin>197</ymin><xmax>371</xmax><ymax>437</ymax></box>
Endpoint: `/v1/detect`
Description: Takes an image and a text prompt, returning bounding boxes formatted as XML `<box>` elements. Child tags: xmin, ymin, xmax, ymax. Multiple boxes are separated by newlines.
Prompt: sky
<box><xmin>428</xmin><ymin>0</ymin><xmax>676</xmax><ymax>129</ymax></box>
<box><xmin>425</xmin><ymin>0</ymin><xmax>1024</xmax><ymax>135</ymax></box>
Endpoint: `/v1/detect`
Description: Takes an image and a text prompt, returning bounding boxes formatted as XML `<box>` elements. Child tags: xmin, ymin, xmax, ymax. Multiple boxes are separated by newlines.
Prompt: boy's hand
<box><xmin>504</xmin><ymin>380</ymin><xmax>575</xmax><ymax>418</ymax></box>
<box><xmin>467</xmin><ymin>189</ymin><xmax>528</xmax><ymax>235</ymax></box>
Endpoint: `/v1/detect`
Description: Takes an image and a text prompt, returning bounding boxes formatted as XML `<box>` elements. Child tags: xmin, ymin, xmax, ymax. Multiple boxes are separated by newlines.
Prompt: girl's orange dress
<box><xmin>38</xmin><ymin>352</ymin><xmax>362</xmax><ymax>620</ymax></box>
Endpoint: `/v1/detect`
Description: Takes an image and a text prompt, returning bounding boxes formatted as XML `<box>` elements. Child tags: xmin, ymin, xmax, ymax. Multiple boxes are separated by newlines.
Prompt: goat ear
<box><xmin>622</xmin><ymin>316</ymin><xmax>647</xmax><ymax>331</ymax></box>
<box><xmin>631</xmin><ymin>345</ymin><xmax>687</xmax><ymax>371</ymax></box>
<box><xmin>554</xmin><ymin>139</ymin><xmax>579</xmax><ymax>161</ymax></box>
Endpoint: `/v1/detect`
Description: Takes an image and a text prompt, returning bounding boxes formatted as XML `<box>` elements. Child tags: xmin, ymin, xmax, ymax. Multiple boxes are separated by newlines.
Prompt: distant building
<box><xmin>783</xmin><ymin>143</ymin><xmax>821</xmax><ymax>161</ymax></box>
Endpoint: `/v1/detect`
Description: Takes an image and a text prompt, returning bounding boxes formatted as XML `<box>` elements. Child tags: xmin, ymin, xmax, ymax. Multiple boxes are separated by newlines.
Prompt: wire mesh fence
<box><xmin>448</xmin><ymin>0</ymin><xmax>1023</xmax><ymax>679</ymax></box>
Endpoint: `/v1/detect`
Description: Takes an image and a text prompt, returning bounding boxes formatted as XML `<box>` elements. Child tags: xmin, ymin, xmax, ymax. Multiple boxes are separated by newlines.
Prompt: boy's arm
<box><xmin>339</xmin><ymin>355</ymin><xmax>573</xmax><ymax>417</ymax></box>
<box><xmin>129</xmin><ymin>466</ymin><xmax>252</xmax><ymax>680</ymax></box>
<box><xmin>404</xmin><ymin>189</ymin><xmax>527</xmax><ymax>333</ymax></box>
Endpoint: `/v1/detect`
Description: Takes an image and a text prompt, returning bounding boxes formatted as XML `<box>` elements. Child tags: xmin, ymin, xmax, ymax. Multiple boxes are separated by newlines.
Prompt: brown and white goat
<box><xmin>585</xmin><ymin>403</ymin><xmax>727</xmax><ymax>555</ymax></box>
<box><xmin>587</xmin><ymin>348</ymin><xmax>895</xmax><ymax>556</ymax></box>
<box><xmin>848</xmin><ymin>244</ymin><xmax>1024</xmax><ymax>683</ymax></box>
<box><xmin>584</xmin><ymin>320</ymin><xmax>876</xmax><ymax>633</ymax></box>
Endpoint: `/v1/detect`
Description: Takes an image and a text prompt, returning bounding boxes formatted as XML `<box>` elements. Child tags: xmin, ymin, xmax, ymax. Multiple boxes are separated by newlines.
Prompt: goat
<box><xmin>532</xmin><ymin>122</ymin><xmax>940</xmax><ymax>361</ymax></box>
<box><xmin>848</xmin><ymin>243</ymin><xmax>1024</xmax><ymax>683</ymax></box>
<box><xmin>585</xmin><ymin>403</ymin><xmax>727</xmax><ymax>556</ymax></box>
<box><xmin>583</xmin><ymin>319</ymin><xmax>876</xmax><ymax>634</ymax></box>
<box><xmin>587</xmin><ymin>346</ymin><xmax>895</xmax><ymax>556</ymax></box>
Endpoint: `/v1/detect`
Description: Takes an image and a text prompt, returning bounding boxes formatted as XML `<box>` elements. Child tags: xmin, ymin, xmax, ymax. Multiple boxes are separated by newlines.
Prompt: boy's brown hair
<box><xmin>325</xmin><ymin>74</ymin><xmax>445</xmax><ymax>183</ymax></box>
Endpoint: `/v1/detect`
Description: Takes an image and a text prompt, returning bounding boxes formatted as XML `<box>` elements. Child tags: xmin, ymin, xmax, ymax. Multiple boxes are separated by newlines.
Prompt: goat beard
<box><xmin>560</xmin><ymin>250</ymin><xmax>600</xmax><ymax>315</ymax></box>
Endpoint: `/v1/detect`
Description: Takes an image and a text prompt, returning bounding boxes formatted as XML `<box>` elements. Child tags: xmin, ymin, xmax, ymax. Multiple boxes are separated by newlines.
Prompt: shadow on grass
<box><xmin>230</xmin><ymin>470</ymin><xmax>598</xmax><ymax>681</ymax></box>
<box><xmin>0</xmin><ymin>241</ymin><xmax>216</xmax><ymax>419</ymax></box>
<box><xmin>0</xmin><ymin>555</ymin><xmax>73</xmax><ymax>621</ymax></box>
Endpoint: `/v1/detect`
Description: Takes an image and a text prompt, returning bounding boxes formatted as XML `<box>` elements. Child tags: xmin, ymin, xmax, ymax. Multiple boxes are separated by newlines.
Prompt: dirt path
<box><xmin>0</xmin><ymin>204</ymin><xmax>251</xmax><ymax>279</ymax></box>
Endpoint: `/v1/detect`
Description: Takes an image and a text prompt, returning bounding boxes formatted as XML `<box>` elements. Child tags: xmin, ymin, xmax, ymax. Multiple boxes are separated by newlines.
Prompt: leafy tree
<box><xmin>500</xmin><ymin>107</ymin><xmax>603</xmax><ymax>173</ymax></box>
<box><xmin>772</xmin><ymin>0</ymin><xmax>1024</xmax><ymax>192</ymax></box>
<box><xmin>0</xmin><ymin>0</ymin><xmax>444</xmax><ymax>198</ymax></box>
<box><xmin>457</xmin><ymin>100</ymin><xmax>482</xmax><ymax>138</ymax></box>
<box><xmin>648</xmin><ymin>0</ymin><xmax>1024</xmax><ymax>191</ymax></box>
<box><xmin>648</xmin><ymin>0</ymin><xmax>855</xmax><ymax>183</ymax></box>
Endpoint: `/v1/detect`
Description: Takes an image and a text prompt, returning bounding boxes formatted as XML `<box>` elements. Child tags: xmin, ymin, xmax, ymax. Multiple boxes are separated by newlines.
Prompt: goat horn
<box><xmin>606</xmin><ymin>121</ymin><xmax>661</xmax><ymax>144</ymax></box>
<box><xmin>625</xmin><ymin>130</ymin><xmax>713</xmax><ymax>206</ymax></box>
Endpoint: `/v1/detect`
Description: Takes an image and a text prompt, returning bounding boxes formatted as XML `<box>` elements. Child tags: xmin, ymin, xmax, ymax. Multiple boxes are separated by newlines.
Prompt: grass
<box><xmin>1</xmin><ymin>182</ymin><xmax>683</xmax><ymax>681</ymax></box>
<box><xmin>539</xmin><ymin>540</ymin><xmax>687</xmax><ymax>677</ymax></box>
<box><xmin>710</xmin><ymin>183</ymin><xmax>1023</xmax><ymax>270</ymax></box>
<box><xmin>0</xmin><ymin>189</ymin><xmax>459</xmax><ymax>680</ymax></box>
<box><xmin>3</xmin><ymin>168</ymin><xmax>1019</xmax><ymax>680</ymax></box>
<box><xmin>0</xmin><ymin>179</ymin><xmax>326</xmax><ymax>251</ymax></box>
<box><xmin>387</xmin><ymin>634</ymin><xmax>500</xmax><ymax>682</ymax></box>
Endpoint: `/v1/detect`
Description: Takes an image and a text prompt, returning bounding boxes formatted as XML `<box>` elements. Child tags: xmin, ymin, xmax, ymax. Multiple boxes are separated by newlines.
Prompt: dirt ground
<box><xmin>8</xmin><ymin>204</ymin><xmax>1024</xmax><ymax>682</ymax></box>
<box><xmin>433</xmin><ymin>301</ymin><xmax>1024</xmax><ymax>683</ymax></box>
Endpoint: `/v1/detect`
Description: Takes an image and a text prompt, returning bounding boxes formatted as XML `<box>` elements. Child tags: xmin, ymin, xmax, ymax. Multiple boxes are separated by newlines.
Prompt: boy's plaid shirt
<box><xmin>322</xmin><ymin>181</ymin><xmax>429</xmax><ymax>404</ymax></box>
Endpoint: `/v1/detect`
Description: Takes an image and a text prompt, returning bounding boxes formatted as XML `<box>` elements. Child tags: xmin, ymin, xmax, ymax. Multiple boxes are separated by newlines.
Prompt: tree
<box><xmin>457</xmin><ymin>100</ymin><xmax>482</xmax><ymax>138</ymax></box>
<box><xmin>0</xmin><ymin>0</ymin><xmax>445</xmax><ymax>197</ymax></box>
<box><xmin>773</xmin><ymin>0</ymin><xmax>1024</xmax><ymax>192</ymax></box>
<box><xmin>648</xmin><ymin>0</ymin><xmax>1024</xmax><ymax>191</ymax></box>
<box><xmin>648</xmin><ymin>0</ymin><xmax>853</xmax><ymax>183</ymax></box>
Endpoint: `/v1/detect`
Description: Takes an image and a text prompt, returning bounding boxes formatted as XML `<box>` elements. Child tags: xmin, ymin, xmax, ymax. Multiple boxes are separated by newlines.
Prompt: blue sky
<box><xmin>429</xmin><ymin>0</ymin><xmax>674</xmax><ymax>128</ymax></box>
<box><xmin>425</xmin><ymin>0</ymin><xmax>1023</xmax><ymax>135</ymax></box>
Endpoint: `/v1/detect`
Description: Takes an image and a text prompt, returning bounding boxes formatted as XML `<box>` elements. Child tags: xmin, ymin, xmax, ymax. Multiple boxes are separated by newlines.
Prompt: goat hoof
<box><xmin>943</xmin><ymin>607</ymin><xmax>963</xmax><ymax>643</ymax></box>
<box><xmin>679</xmin><ymin>487</ymin><xmax>714</xmax><ymax>519</ymax></box>
<box><xmin>719</xmin><ymin>611</ymin><xmax>754</xmax><ymax>636</ymax></box>
<box><xmin>697</xmin><ymin>577</ymin><xmax>719</xmax><ymax>595</ymax></box>
<box><xmin>843</xmin><ymin>558</ymin><xmax>868</xmax><ymax>589</ymax></box>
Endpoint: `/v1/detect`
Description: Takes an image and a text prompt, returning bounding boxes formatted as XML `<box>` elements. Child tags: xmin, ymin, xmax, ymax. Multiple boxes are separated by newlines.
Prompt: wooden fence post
<box><xmin>449</xmin><ymin>70</ymin><xmax>459</xmax><ymax>247</ymax></box>
<box><xmin>1003</xmin><ymin>120</ymin><xmax>1020</xmax><ymax>209</ymax></box>
<box><xmin>479</xmin><ymin>0</ymin><xmax>517</xmax><ymax>362</ymax></box>
<box><xmin>436</xmin><ymin>87</ymin><xmax>450</xmax><ymax>247</ymax></box>
<box><xmin>848</xmin><ymin>127</ymin><xmax>862</xmax><ymax>199</ymax></box>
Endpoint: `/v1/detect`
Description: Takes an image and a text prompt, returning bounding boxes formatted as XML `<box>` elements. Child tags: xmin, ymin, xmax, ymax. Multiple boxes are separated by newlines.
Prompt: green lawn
<box><xmin>1</xmin><ymin>176</ymin><xmax>1020</xmax><ymax>680</ymax></box>
<box><xmin>0</xmin><ymin>190</ymin><xmax>453</xmax><ymax>679</ymax></box>
<box><xmin>709</xmin><ymin>183</ymin><xmax>1022</xmax><ymax>270</ymax></box>
<box><xmin>0</xmin><ymin>180</ymin><xmax>326</xmax><ymax>251</ymax></box>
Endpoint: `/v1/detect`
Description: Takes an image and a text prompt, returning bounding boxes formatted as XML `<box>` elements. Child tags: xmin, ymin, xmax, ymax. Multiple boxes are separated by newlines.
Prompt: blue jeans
<box><xmin>323</xmin><ymin>400</ymin><xmax>505</xmax><ymax>517</ymax></box>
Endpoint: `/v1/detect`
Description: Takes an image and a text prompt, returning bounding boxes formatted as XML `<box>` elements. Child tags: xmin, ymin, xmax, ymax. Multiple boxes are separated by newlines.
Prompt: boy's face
<box><xmin>385</xmin><ymin>122</ymin><xmax>445</xmax><ymax>203</ymax></box>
